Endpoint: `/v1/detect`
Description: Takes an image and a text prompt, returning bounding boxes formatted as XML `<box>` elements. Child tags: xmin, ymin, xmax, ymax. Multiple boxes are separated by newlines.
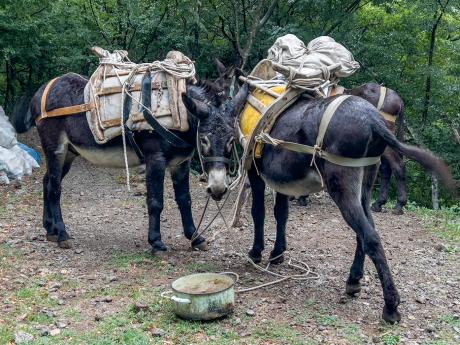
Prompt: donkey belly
<box><xmin>72</xmin><ymin>145</ymin><xmax>142</xmax><ymax>168</ymax></box>
<box><xmin>261</xmin><ymin>169</ymin><xmax>323</xmax><ymax>198</ymax></box>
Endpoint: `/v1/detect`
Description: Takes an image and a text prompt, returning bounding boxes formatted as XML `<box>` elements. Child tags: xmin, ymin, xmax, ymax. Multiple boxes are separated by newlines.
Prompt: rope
<box><xmin>236</xmin><ymin>252</ymin><xmax>319</xmax><ymax>293</ymax></box>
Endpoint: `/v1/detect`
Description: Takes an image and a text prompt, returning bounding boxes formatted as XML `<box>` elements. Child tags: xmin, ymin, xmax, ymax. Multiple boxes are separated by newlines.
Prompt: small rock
<box><xmin>149</xmin><ymin>327</ymin><xmax>165</xmax><ymax>337</ymax></box>
<box><xmin>434</xmin><ymin>244</ymin><xmax>447</xmax><ymax>252</ymax></box>
<box><xmin>426</xmin><ymin>324</ymin><xmax>435</xmax><ymax>333</ymax></box>
<box><xmin>109</xmin><ymin>276</ymin><xmax>118</xmax><ymax>282</ymax></box>
<box><xmin>39</xmin><ymin>328</ymin><xmax>50</xmax><ymax>337</ymax></box>
<box><xmin>37</xmin><ymin>281</ymin><xmax>46</xmax><ymax>287</ymax></box>
<box><xmin>415</xmin><ymin>297</ymin><xmax>426</xmax><ymax>304</ymax></box>
<box><xmin>49</xmin><ymin>282</ymin><xmax>62</xmax><ymax>290</ymax></box>
<box><xmin>49</xmin><ymin>328</ymin><xmax>61</xmax><ymax>336</ymax></box>
<box><xmin>57</xmin><ymin>299</ymin><xmax>65</xmax><ymax>305</ymax></box>
<box><xmin>133</xmin><ymin>302</ymin><xmax>150</xmax><ymax>313</ymax></box>
<box><xmin>102</xmin><ymin>296</ymin><xmax>113</xmax><ymax>303</ymax></box>
<box><xmin>245</xmin><ymin>309</ymin><xmax>256</xmax><ymax>317</ymax></box>
<box><xmin>95</xmin><ymin>314</ymin><xmax>103</xmax><ymax>322</ymax></box>
<box><xmin>74</xmin><ymin>249</ymin><xmax>83</xmax><ymax>254</ymax></box>
<box><xmin>56</xmin><ymin>321</ymin><xmax>67</xmax><ymax>329</ymax></box>
<box><xmin>15</xmin><ymin>331</ymin><xmax>33</xmax><ymax>343</ymax></box>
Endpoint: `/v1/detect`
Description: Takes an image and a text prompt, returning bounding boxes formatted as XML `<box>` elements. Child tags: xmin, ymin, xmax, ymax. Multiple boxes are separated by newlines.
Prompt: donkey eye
<box><xmin>200</xmin><ymin>135</ymin><xmax>211</xmax><ymax>154</ymax></box>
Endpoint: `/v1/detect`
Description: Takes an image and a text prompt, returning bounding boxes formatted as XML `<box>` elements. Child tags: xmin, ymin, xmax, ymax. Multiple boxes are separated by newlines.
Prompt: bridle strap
<box><xmin>201</xmin><ymin>156</ymin><xmax>232</xmax><ymax>164</ymax></box>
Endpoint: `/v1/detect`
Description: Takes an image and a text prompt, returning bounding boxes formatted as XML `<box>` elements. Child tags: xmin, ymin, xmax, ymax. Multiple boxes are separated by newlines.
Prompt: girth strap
<box><xmin>141</xmin><ymin>73</ymin><xmax>191</xmax><ymax>149</ymax></box>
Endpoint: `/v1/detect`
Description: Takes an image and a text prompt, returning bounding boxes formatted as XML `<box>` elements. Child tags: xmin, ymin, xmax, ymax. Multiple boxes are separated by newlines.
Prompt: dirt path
<box><xmin>1</xmin><ymin>132</ymin><xmax>459</xmax><ymax>344</ymax></box>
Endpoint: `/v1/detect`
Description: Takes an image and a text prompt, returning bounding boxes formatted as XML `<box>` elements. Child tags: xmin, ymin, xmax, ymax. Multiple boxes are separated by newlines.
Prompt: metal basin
<box><xmin>162</xmin><ymin>273</ymin><xmax>235</xmax><ymax>320</ymax></box>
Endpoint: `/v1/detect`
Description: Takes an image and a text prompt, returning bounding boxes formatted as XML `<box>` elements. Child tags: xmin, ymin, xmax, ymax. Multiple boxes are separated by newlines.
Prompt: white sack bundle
<box><xmin>267</xmin><ymin>34</ymin><xmax>360</xmax><ymax>80</ymax></box>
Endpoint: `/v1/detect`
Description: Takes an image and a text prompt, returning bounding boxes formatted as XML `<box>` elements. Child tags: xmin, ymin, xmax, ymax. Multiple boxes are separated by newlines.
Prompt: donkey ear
<box><xmin>231</xmin><ymin>83</ymin><xmax>249</xmax><ymax>117</ymax></box>
<box><xmin>214</xmin><ymin>58</ymin><xmax>227</xmax><ymax>76</ymax></box>
<box><xmin>182</xmin><ymin>93</ymin><xmax>210</xmax><ymax>120</ymax></box>
<box><xmin>234</xmin><ymin>68</ymin><xmax>246</xmax><ymax>85</ymax></box>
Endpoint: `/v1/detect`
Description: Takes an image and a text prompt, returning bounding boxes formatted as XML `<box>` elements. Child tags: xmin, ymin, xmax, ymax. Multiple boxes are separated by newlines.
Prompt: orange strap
<box><xmin>36</xmin><ymin>77</ymin><xmax>95</xmax><ymax>123</ymax></box>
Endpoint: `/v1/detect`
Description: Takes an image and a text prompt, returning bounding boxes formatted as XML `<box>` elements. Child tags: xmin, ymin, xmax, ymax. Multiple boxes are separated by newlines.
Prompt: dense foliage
<box><xmin>1</xmin><ymin>0</ymin><xmax>459</xmax><ymax>207</ymax></box>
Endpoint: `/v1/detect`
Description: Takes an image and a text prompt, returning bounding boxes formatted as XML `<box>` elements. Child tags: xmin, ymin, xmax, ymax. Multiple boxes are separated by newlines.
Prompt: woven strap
<box><xmin>256</xmin><ymin>95</ymin><xmax>381</xmax><ymax>168</ymax></box>
<box><xmin>37</xmin><ymin>77</ymin><xmax>95</xmax><ymax>123</ymax></box>
<box><xmin>380</xmin><ymin>111</ymin><xmax>397</xmax><ymax>123</ymax></box>
<box><xmin>377</xmin><ymin>86</ymin><xmax>387</xmax><ymax>111</ymax></box>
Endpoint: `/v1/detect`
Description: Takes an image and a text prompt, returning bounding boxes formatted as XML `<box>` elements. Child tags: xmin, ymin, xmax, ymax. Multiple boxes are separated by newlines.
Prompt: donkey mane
<box><xmin>187</xmin><ymin>80</ymin><xmax>226</xmax><ymax>106</ymax></box>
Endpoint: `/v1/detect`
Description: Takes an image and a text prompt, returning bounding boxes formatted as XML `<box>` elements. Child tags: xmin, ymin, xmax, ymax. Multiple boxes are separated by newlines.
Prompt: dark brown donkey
<box><xmin>190</xmin><ymin>84</ymin><xmax>456</xmax><ymax>323</ymax></box>
<box><xmin>15</xmin><ymin>63</ymin><xmax>239</xmax><ymax>253</ymax></box>
<box><xmin>341</xmin><ymin>83</ymin><xmax>407</xmax><ymax>214</ymax></box>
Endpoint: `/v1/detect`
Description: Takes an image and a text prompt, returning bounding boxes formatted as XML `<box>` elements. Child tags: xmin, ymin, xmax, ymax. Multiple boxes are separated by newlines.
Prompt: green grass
<box><xmin>343</xmin><ymin>324</ymin><xmax>364</xmax><ymax>344</ymax></box>
<box><xmin>406</xmin><ymin>202</ymin><xmax>460</xmax><ymax>244</ymax></box>
<box><xmin>252</xmin><ymin>322</ymin><xmax>306</xmax><ymax>345</ymax></box>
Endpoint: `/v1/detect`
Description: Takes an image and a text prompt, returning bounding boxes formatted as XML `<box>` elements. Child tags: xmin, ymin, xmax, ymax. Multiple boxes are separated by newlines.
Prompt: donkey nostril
<box><xmin>206</xmin><ymin>187</ymin><xmax>212</xmax><ymax>194</ymax></box>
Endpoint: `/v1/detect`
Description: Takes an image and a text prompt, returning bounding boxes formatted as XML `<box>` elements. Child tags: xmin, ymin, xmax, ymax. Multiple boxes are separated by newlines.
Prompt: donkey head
<box><xmin>213</xmin><ymin>58</ymin><xmax>245</xmax><ymax>100</ymax></box>
<box><xmin>182</xmin><ymin>83</ymin><xmax>249</xmax><ymax>200</ymax></box>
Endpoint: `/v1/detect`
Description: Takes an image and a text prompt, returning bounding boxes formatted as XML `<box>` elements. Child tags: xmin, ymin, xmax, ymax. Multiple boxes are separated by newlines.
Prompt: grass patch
<box><xmin>252</xmin><ymin>322</ymin><xmax>305</xmax><ymax>345</ymax></box>
<box><xmin>107</xmin><ymin>251</ymin><xmax>174</xmax><ymax>276</ymax></box>
<box><xmin>185</xmin><ymin>261</ymin><xmax>219</xmax><ymax>273</ymax></box>
<box><xmin>406</xmin><ymin>202</ymin><xmax>460</xmax><ymax>244</ymax></box>
<box><xmin>343</xmin><ymin>324</ymin><xmax>364</xmax><ymax>344</ymax></box>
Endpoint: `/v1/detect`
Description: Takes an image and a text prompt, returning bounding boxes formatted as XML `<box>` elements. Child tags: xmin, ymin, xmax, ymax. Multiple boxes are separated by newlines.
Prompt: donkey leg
<box><xmin>347</xmin><ymin>165</ymin><xmax>379</xmax><ymax>295</ymax></box>
<box><xmin>248</xmin><ymin>167</ymin><xmax>266</xmax><ymax>263</ymax></box>
<box><xmin>269</xmin><ymin>192</ymin><xmax>289</xmax><ymax>265</ymax></box>
<box><xmin>145</xmin><ymin>153</ymin><xmax>167</xmax><ymax>253</ymax></box>
<box><xmin>43</xmin><ymin>153</ymin><xmax>76</xmax><ymax>243</ymax></box>
<box><xmin>327</xmin><ymin>168</ymin><xmax>400</xmax><ymax>323</ymax></box>
<box><xmin>371</xmin><ymin>157</ymin><xmax>392</xmax><ymax>212</ymax></box>
<box><xmin>170</xmin><ymin>160</ymin><xmax>207</xmax><ymax>250</ymax></box>
<box><xmin>389</xmin><ymin>153</ymin><xmax>407</xmax><ymax>215</ymax></box>
<box><xmin>43</xmin><ymin>150</ymin><xmax>72</xmax><ymax>248</ymax></box>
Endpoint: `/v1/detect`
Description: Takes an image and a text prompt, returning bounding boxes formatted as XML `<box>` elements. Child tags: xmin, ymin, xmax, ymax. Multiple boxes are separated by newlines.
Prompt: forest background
<box><xmin>1</xmin><ymin>0</ymin><xmax>459</xmax><ymax>208</ymax></box>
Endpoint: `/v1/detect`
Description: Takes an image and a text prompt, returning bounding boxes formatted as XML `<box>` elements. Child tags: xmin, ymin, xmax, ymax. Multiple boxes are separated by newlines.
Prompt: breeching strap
<box><xmin>256</xmin><ymin>95</ymin><xmax>381</xmax><ymax>186</ymax></box>
<box><xmin>36</xmin><ymin>77</ymin><xmax>95</xmax><ymax>123</ymax></box>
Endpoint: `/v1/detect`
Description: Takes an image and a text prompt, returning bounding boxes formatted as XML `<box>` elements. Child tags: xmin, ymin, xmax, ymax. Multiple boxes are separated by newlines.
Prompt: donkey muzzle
<box><xmin>206</xmin><ymin>167</ymin><xmax>228</xmax><ymax>201</ymax></box>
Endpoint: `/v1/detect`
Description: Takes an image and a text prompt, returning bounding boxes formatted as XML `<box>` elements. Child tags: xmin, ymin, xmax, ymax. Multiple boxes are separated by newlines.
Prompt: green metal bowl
<box><xmin>163</xmin><ymin>273</ymin><xmax>236</xmax><ymax>320</ymax></box>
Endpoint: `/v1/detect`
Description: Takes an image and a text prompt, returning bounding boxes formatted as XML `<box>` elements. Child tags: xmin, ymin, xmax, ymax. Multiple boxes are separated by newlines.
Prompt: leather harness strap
<box><xmin>36</xmin><ymin>77</ymin><xmax>95</xmax><ymax>123</ymax></box>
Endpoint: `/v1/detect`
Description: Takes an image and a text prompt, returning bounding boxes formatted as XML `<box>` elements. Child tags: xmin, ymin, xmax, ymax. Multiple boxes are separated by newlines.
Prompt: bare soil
<box><xmin>0</xmin><ymin>129</ymin><xmax>459</xmax><ymax>344</ymax></box>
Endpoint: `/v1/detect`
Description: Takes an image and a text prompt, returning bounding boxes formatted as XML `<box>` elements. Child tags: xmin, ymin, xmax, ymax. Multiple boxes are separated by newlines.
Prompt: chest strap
<box><xmin>36</xmin><ymin>77</ymin><xmax>95</xmax><ymax>123</ymax></box>
<box><xmin>256</xmin><ymin>95</ymin><xmax>381</xmax><ymax>185</ymax></box>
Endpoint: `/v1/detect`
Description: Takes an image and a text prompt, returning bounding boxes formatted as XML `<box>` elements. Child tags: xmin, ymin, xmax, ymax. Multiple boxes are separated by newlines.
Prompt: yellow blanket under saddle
<box><xmin>239</xmin><ymin>84</ymin><xmax>286</xmax><ymax>157</ymax></box>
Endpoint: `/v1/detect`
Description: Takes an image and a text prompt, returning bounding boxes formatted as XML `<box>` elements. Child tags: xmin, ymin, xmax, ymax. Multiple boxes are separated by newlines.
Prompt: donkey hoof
<box><xmin>58</xmin><ymin>240</ymin><xmax>72</xmax><ymax>249</ymax></box>
<box><xmin>46</xmin><ymin>234</ymin><xmax>58</xmax><ymax>242</ymax></box>
<box><xmin>392</xmin><ymin>208</ymin><xmax>404</xmax><ymax>215</ymax></box>
<box><xmin>248</xmin><ymin>249</ymin><xmax>262</xmax><ymax>264</ymax></box>
<box><xmin>382</xmin><ymin>306</ymin><xmax>401</xmax><ymax>324</ymax></box>
<box><xmin>346</xmin><ymin>282</ymin><xmax>361</xmax><ymax>296</ymax></box>
<box><xmin>192</xmin><ymin>240</ymin><xmax>208</xmax><ymax>251</ymax></box>
<box><xmin>151</xmin><ymin>241</ymin><xmax>167</xmax><ymax>253</ymax></box>
<box><xmin>269</xmin><ymin>252</ymin><xmax>284</xmax><ymax>265</ymax></box>
<box><xmin>371</xmin><ymin>203</ymin><xmax>382</xmax><ymax>212</ymax></box>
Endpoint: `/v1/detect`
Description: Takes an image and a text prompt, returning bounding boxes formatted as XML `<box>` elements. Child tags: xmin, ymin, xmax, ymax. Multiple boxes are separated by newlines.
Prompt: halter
<box><xmin>196</xmin><ymin>120</ymin><xmax>239</xmax><ymax>177</ymax></box>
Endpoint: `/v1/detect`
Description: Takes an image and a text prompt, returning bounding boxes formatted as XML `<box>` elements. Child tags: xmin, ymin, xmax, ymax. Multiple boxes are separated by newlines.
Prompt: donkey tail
<box><xmin>372</xmin><ymin>119</ymin><xmax>457</xmax><ymax>195</ymax></box>
<box><xmin>10</xmin><ymin>94</ymin><xmax>35</xmax><ymax>133</ymax></box>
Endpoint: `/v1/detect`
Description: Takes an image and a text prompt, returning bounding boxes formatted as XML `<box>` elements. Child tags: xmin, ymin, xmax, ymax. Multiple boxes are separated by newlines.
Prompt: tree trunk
<box><xmin>422</xmin><ymin>1</ymin><xmax>450</xmax><ymax>124</ymax></box>
<box><xmin>431</xmin><ymin>173</ymin><xmax>439</xmax><ymax>210</ymax></box>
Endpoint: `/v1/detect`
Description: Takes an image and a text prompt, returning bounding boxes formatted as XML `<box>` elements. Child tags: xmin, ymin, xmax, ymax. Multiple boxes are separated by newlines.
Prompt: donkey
<box><xmin>295</xmin><ymin>83</ymin><xmax>407</xmax><ymax>213</ymax></box>
<box><xmin>185</xmin><ymin>83</ymin><xmax>456</xmax><ymax>323</ymax></box>
<box><xmin>19</xmin><ymin>63</ymin><xmax>238</xmax><ymax>253</ymax></box>
<box><xmin>342</xmin><ymin>83</ymin><xmax>407</xmax><ymax>214</ymax></box>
